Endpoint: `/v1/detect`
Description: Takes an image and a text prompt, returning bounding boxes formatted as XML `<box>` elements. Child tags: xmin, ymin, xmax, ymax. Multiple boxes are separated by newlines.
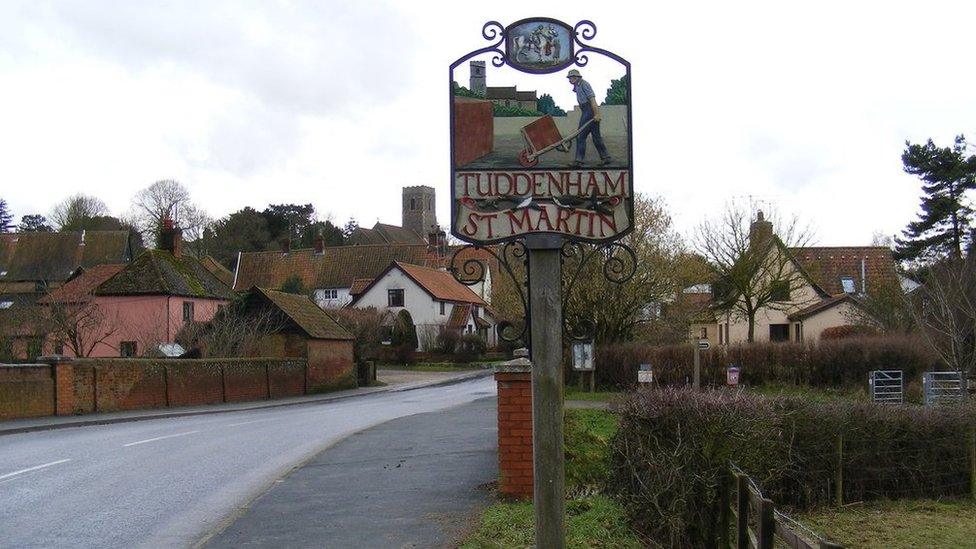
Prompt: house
<box><xmin>694</xmin><ymin>212</ymin><xmax>902</xmax><ymax>344</ymax></box>
<box><xmin>0</xmin><ymin>230</ymin><xmax>134</xmax><ymax>359</ymax></box>
<box><xmin>38</xmin><ymin>221</ymin><xmax>234</xmax><ymax>357</ymax></box>
<box><xmin>486</xmin><ymin>87</ymin><xmax>538</xmax><ymax>111</ymax></box>
<box><xmin>236</xmin><ymin>287</ymin><xmax>356</xmax><ymax>391</ymax></box>
<box><xmin>348</xmin><ymin>261</ymin><xmax>497</xmax><ymax>350</ymax></box>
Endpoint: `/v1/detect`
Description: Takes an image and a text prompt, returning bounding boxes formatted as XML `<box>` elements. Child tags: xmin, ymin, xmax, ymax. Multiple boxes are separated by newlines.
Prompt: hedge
<box><xmin>609</xmin><ymin>388</ymin><xmax>976</xmax><ymax>548</ymax></box>
<box><xmin>593</xmin><ymin>336</ymin><xmax>938</xmax><ymax>389</ymax></box>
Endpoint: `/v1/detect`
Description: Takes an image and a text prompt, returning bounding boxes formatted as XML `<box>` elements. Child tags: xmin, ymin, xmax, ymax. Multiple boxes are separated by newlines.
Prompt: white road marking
<box><xmin>0</xmin><ymin>459</ymin><xmax>71</xmax><ymax>481</ymax></box>
<box><xmin>224</xmin><ymin>419</ymin><xmax>275</xmax><ymax>427</ymax></box>
<box><xmin>123</xmin><ymin>431</ymin><xmax>199</xmax><ymax>447</ymax></box>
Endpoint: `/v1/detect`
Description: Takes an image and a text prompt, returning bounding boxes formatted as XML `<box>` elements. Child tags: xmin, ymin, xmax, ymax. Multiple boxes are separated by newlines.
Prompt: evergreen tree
<box><xmin>537</xmin><ymin>93</ymin><xmax>566</xmax><ymax>116</ymax></box>
<box><xmin>603</xmin><ymin>74</ymin><xmax>628</xmax><ymax>105</ymax></box>
<box><xmin>895</xmin><ymin>135</ymin><xmax>976</xmax><ymax>261</ymax></box>
<box><xmin>342</xmin><ymin>217</ymin><xmax>359</xmax><ymax>239</ymax></box>
<box><xmin>18</xmin><ymin>214</ymin><xmax>53</xmax><ymax>232</ymax></box>
<box><xmin>0</xmin><ymin>199</ymin><xmax>13</xmax><ymax>232</ymax></box>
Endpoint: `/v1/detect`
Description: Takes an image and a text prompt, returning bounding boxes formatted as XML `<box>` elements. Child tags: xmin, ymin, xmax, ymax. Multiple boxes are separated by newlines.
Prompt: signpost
<box><xmin>638</xmin><ymin>363</ymin><xmax>654</xmax><ymax>384</ymax></box>
<box><xmin>693</xmin><ymin>339</ymin><xmax>708</xmax><ymax>390</ymax></box>
<box><xmin>449</xmin><ymin>18</ymin><xmax>633</xmax><ymax>548</ymax></box>
<box><xmin>572</xmin><ymin>340</ymin><xmax>595</xmax><ymax>393</ymax></box>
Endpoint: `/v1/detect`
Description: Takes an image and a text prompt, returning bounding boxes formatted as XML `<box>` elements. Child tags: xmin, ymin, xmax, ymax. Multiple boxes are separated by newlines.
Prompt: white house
<box><xmin>348</xmin><ymin>261</ymin><xmax>497</xmax><ymax>351</ymax></box>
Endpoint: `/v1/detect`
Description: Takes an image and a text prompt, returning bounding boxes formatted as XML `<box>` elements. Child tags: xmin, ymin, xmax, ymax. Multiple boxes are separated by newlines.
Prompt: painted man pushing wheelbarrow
<box><xmin>567</xmin><ymin>69</ymin><xmax>612</xmax><ymax>168</ymax></box>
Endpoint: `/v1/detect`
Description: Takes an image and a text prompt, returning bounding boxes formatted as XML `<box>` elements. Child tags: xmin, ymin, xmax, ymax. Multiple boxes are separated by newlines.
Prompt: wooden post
<box><xmin>717</xmin><ymin>472</ymin><xmax>731</xmax><ymax>549</ymax></box>
<box><xmin>736</xmin><ymin>473</ymin><xmax>749</xmax><ymax>549</ymax></box>
<box><xmin>758</xmin><ymin>498</ymin><xmax>774</xmax><ymax>549</ymax></box>
<box><xmin>693</xmin><ymin>342</ymin><xmax>701</xmax><ymax>390</ymax></box>
<box><xmin>527</xmin><ymin>236</ymin><xmax>565</xmax><ymax>548</ymax></box>
<box><xmin>970</xmin><ymin>427</ymin><xmax>975</xmax><ymax>501</ymax></box>
<box><xmin>835</xmin><ymin>434</ymin><xmax>844</xmax><ymax>506</ymax></box>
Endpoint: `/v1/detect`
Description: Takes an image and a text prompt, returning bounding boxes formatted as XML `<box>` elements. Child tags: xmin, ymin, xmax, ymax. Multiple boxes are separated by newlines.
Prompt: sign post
<box><xmin>449</xmin><ymin>19</ymin><xmax>632</xmax><ymax>547</ymax></box>
<box><xmin>572</xmin><ymin>340</ymin><xmax>595</xmax><ymax>393</ymax></box>
<box><xmin>693</xmin><ymin>339</ymin><xmax>708</xmax><ymax>390</ymax></box>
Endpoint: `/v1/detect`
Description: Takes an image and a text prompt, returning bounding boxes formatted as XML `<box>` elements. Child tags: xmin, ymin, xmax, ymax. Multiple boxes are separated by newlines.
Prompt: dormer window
<box><xmin>0</xmin><ymin>301</ymin><xmax>12</xmax><ymax>309</ymax></box>
<box><xmin>840</xmin><ymin>277</ymin><xmax>856</xmax><ymax>294</ymax></box>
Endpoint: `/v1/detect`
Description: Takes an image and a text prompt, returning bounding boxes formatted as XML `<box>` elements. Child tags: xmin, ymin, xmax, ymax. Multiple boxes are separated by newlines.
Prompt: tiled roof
<box><xmin>0</xmin><ymin>231</ymin><xmax>131</xmax><ymax>282</ymax></box>
<box><xmin>251</xmin><ymin>287</ymin><xmax>353</xmax><ymax>340</ymax></box>
<box><xmin>346</xmin><ymin>223</ymin><xmax>426</xmax><ymax>245</ymax></box>
<box><xmin>234</xmin><ymin>244</ymin><xmax>437</xmax><ymax>291</ymax></box>
<box><xmin>95</xmin><ymin>250</ymin><xmax>235</xmax><ymax>299</ymax></box>
<box><xmin>788</xmin><ymin>294</ymin><xmax>857</xmax><ymax>321</ymax></box>
<box><xmin>395</xmin><ymin>262</ymin><xmax>487</xmax><ymax>305</ymax></box>
<box><xmin>200</xmin><ymin>256</ymin><xmax>234</xmax><ymax>287</ymax></box>
<box><xmin>789</xmin><ymin>246</ymin><xmax>898</xmax><ymax>296</ymax></box>
<box><xmin>39</xmin><ymin>264</ymin><xmax>127</xmax><ymax>304</ymax></box>
<box><xmin>447</xmin><ymin>303</ymin><xmax>471</xmax><ymax>329</ymax></box>
<box><xmin>486</xmin><ymin>86</ymin><xmax>516</xmax><ymax>100</ymax></box>
<box><xmin>515</xmin><ymin>90</ymin><xmax>538</xmax><ymax>101</ymax></box>
<box><xmin>349</xmin><ymin>278</ymin><xmax>373</xmax><ymax>296</ymax></box>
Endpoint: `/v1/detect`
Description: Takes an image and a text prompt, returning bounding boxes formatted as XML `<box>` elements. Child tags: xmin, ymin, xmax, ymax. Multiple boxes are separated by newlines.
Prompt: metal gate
<box><xmin>923</xmin><ymin>371</ymin><xmax>966</xmax><ymax>406</ymax></box>
<box><xmin>868</xmin><ymin>370</ymin><xmax>903</xmax><ymax>404</ymax></box>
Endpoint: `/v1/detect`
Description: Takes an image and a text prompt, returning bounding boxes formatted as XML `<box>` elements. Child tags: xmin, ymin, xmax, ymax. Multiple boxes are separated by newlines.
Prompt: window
<box><xmin>725</xmin><ymin>323</ymin><xmax>730</xmax><ymax>345</ymax></box>
<box><xmin>54</xmin><ymin>341</ymin><xmax>65</xmax><ymax>355</ymax></box>
<box><xmin>700</xmin><ymin>327</ymin><xmax>707</xmax><ymax>339</ymax></box>
<box><xmin>410</xmin><ymin>198</ymin><xmax>416</xmax><ymax>210</ymax></box>
<box><xmin>319</xmin><ymin>288</ymin><xmax>338</xmax><ymax>300</ymax></box>
<box><xmin>840</xmin><ymin>277</ymin><xmax>856</xmax><ymax>294</ymax></box>
<box><xmin>770</xmin><ymin>280</ymin><xmax>790</xmax><ymax>302</ymax></box>
<box><xmin>440</xmin><ymin>302</ymin><xmax>446</xmax><ymax>315</ymax></box>
<box><xmin>769</xmin><ymin>324</ymin><xmax>790</xmax><ymax>342</ymax></box>
<box><xmin>794</xmin><ymin>323</ymin><xmax>802</xmax><ymax>342</ymax></box>
<box><xmin>0</xmin><ymin>301</ymin><xmax>12</xmax><ymax>309</ymax></box>
<box><xmin>120</xmin><ymin>341</ymin><xmax>137</xmax><ymax>357</ymax></box>
<box><xmin>388</xmin><ymin>289</ymin><xmax>404</xmax><ymax>307</ymax></box>
<box><xmin>182</xmin><ymin>301</ymin><xmax>195</xmax><ymax>323</ymax></box>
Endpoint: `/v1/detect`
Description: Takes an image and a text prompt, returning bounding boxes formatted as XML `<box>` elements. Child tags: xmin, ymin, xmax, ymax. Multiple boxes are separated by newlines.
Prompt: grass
<box><xmin>747</xmin><ymin>382</ymin><xmax>869</xmax><ymax>403</ymax></box>
<box><xmin>800</xmin><ymin>499</ymin><xmax>976</xmax><ymax>548</ymax></box>
<box><xmin>462</xmin><ymin>409</ymin><xmax>639</xmax><ymax>548</ymax></box>
<box><xmin>564</xmin><ymin>388</ymin><xmax>626</xmax><ymax>402</ymax></box>
<box><xmin>459</xmin><ymin>495</ymin><xmax>643</xmax><ymax>549</ymax></box>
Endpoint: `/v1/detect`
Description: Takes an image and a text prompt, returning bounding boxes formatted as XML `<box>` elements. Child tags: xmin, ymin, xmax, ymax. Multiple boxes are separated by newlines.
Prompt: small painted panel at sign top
<box><xmin>450</xmin><ymin>18</ymin><xmax>633</xmax><ymax>245</ymax></box>
<box><xmin>572</xmin><ymin>341</ymin><xmax>594</xmax><ymax>371</ymax></box>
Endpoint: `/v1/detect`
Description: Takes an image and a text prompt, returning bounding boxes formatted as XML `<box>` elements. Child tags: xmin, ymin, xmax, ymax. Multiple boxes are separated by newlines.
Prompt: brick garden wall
<box><xmin>306</xmin><ymin>339</ymin><xmax>356</xmax><ymax>393</ymax></box>
<box><xmin>0</xmin><ymin>357</ymin><xmax>325</xmax><ymax>420</ymax></box>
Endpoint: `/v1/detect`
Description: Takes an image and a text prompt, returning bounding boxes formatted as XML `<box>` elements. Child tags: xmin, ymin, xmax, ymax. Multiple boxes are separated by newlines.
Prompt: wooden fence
<box><xmin>719</xmin><ymin>464</ymin><xmax>843</xmax><ymax>549</ymax></box>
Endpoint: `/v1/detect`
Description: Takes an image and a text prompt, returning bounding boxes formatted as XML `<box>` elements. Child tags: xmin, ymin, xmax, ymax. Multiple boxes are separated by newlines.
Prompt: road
<box><xmin>0</xmin><ymin>376</ymin><xmax>496</xmax><ymax>549</ymax></box>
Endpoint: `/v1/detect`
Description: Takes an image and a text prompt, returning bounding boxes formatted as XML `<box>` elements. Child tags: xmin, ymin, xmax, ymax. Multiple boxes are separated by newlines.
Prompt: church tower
<box><xmin>469</xmin><ymin>60</ymin><xmax>486</xmax><ymax>96</ymax></box>
<box><xmin>402</xmin><ymin>186</ymin><xmax>437</xmax><ymax>238</ymax></box>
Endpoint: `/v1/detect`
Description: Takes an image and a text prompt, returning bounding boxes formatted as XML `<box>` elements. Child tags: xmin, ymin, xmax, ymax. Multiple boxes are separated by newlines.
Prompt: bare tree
<box><xmin>909</xmin><ymin>258</ymin><xmax>976</xmax><ymax>375</ymax></box>
<box><xmin>43</xmin><ymin>296</ymin><xmax>123</xmax><ymax>358</ymax></box>
<box><xmin>695</xmin><ymin>203</ymin><xmax>815</xmax><ymax>342</ymax></box>
<box><xmin>50</xmin><ymin>194</ymin><xmax>110</xmax><ymax>230</ymax></box>
<box><xmin>176</xmin><ymin>303</ymin><xmax>285</xmax><ymax>358</ymax></box>
<box><xmin>131</xmin><ymin>180</ymin><xmax>205</xmax><ymax>246</ymax></box>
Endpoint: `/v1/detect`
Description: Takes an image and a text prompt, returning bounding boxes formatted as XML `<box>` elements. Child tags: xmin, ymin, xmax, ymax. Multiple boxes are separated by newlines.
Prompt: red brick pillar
<box><xmin>494</xmin><ymin>352</ymin><xmax>533</xmax><ymax>500</ymax></box>
<box><xmin>41</xmin><ymin>356</ymin><xmax>74</xmax><ymax>416</ymax></box>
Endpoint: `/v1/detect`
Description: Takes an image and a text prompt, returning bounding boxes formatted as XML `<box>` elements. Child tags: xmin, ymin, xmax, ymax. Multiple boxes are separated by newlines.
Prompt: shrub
<box><xmin>821</xmin><ymin>324</ymin><xmax>879</xmax><ymax>340</ymax></box>
<box><xmin>609</xmin><ymin>388</ymin><xmax>976</xmax><ymax>547</ymax></box>
<box><xmin>435</xmin><ymin>329</ymin><xmax>460</xmax><ymax>355</ymax></box>
<box><xmin>456</xmin><ymin>333</ymin><xmax>487</xmax><ymax>363</ymax></box>
<box><xmin>330</xmin><ymin>307</ymin><xmax>386</xmax><ymax>363</ymax></box>
<box><xmin>596</xmin><ymin>335</ymin><xmax>937</xmax><ymax>389</ymax></box>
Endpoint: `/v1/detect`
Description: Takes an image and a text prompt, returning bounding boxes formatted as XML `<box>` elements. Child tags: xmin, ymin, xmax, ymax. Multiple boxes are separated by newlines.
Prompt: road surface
<box><xmin>0</xmin><ymin>376</ymin><xmax>496</xmax><ymax>548</ymax></box>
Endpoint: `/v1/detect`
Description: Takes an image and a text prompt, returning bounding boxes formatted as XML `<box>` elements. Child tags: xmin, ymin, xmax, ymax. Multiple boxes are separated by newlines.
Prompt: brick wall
<box><xmin>495</xmin><ymin>365</ymin><xmax>533</xmax><ymax>500</ymax></box>
<box><xmin>306</xmin><ymin>339</ymin><xmax>356</xmax><ymax>393</ymax></box>
<box><xmin>453</xmin><ymin>97</ymin><xmax>494</xmax><ymax>167</ymax></box>
<box><xmin>0</xmin><ymin>365</ymin><xmax>54</xmax><ymax>420</ymax></box>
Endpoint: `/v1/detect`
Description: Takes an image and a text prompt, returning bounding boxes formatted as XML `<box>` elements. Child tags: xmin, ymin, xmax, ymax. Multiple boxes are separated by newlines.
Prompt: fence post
<box><xmin>835</xmin><ymin>433</ymin><xmax>844</xmax><ymax>506</ymax></box>
<box><xmin>758</xmin><ymin>498</ymin><xmax>774</xmax><ymax>549</ymax></box>
<box><xmin>970</xmin><ymin>427</ymin><xmax>976</xmax><ymax>501</ymax></box>
<box><xmin>736</xmin><ymin>473</ymin><xmax>749</xmax><ymax>549</ymax></box>
<box><xmin>718</xmin><ymin>472</ymin><xmax>731</xmax><ymax>549</ymax></box>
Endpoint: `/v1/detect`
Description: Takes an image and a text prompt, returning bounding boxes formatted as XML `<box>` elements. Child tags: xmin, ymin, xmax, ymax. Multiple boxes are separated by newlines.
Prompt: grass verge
<box><xmin>800</xmin><ymin>499</ymin><xmax>976</xmax><ymax>548</ymax></box>
<box><xmin>746</xmin><ymin>382</ymin><xmax>868</xmax><ymax>403</ymax></box>
<box><xmin>564</xmin><ymin>388</ymin><xmax>625</xmax><ymax>402</ymax></box>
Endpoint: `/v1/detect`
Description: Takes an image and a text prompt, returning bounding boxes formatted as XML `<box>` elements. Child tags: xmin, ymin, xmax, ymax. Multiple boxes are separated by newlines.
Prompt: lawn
<box><xmin>564</xmin><ymin>388</ymin><xmax>626</xmax><ymax>402</ymax></box>
<box><xmin>746</xmin><ymin>382</ymin><xmax>869</xmax><ymax>403</ymax></box>
<box><xmin>800</xmin><ymin>499</ymin><xmax>976</xmax><ymax>548</ymax></box>
<box><xmin>462</xmin><ymin>408</ymin><xmax>645</xmax><ymax>548</ymax></box>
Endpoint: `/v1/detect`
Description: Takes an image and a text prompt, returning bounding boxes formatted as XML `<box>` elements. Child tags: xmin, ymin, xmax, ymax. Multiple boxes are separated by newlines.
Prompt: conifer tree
<box><xmin>895</xmin><ymin>135</ymin><xmax>976</xmax><ymax>261</ymax></box>
<box><xmin>0</xmin><ymin>199</ymin><xmax>13</xmax><ymax>233</ymax></box>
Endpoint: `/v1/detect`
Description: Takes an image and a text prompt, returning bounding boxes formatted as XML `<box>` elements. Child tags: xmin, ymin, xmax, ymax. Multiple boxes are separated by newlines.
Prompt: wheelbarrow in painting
<box><xmin>516</xmin><ymin>114</ymin><xmax>594</xmax><ymax>167</ymax></box>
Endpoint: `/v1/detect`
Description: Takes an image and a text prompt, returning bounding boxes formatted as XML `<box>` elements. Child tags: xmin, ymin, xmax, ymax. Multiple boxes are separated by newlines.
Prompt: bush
<box><xmin>435</xmin><ymin>329</ymin><xmax>460</xmax><ymax>355</ymax></box>
<box><xmin>610</xmin><ymin>388</ymin><xmax>976</xmax><ymax>547</ymax></box>
<box><xmin>330</xmin><ymin>307</ymin><xmax>386</xmax><ymax>363</ymax></box>
<box><xmin>456</xmin><ymin>333</ymin><xmax>487</xmax><ymax>363</ymax></box>
<box><xmin>821</xmin><ymin>324</ymin><xmax>879</xmax><ymax>340</ymax></box>
<box><xmin>596</xmin><ymin>335</ymin><xmax>938</xmax><ymax>389</ymax></box>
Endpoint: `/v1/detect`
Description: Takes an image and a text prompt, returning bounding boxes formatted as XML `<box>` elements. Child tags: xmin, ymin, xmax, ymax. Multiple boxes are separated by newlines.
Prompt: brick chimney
<box><xmin>159</xmin><ymin>218</ymin><xmax>183</xmax><ymax>258</ymax></box>
<box><xmin>314</xmin><ymin>233</ymin><xmax>325</xmax><ymax>254</ymax></box>
<box><xmin>280</xmin><ymin>237</ymin><xmax>291</xmax><ymax>254</ymax></box>
<box><xmin>749</xmin><ymin>210</ymin><xmax>774</xmax><ymax>250</ymax></box>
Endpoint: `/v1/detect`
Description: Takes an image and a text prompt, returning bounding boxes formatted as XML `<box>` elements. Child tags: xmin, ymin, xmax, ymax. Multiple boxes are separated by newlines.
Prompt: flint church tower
<box><xmin>469</xmin><ymin>60</ymin><xmax>486</xmax><ymax>96</ymax></box>
<box><xmin>402</xmin><ymin>186</ymin><xmax>437</xmax><ymax>237</ymax></box>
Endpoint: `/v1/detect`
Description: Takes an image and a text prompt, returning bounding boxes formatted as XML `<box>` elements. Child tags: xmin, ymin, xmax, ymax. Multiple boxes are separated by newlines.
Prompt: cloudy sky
<box><xmin>1</xmin><ymin>1</ymin><xmax>973</xmax><ymax>246</ymax></box>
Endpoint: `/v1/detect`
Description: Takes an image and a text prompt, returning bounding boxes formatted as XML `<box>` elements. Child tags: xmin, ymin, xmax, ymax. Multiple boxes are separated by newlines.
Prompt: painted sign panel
<box><xmin>572</xmin><ymin>341</ymin><xmax>594</xmax><ymax>371</ymax></box>
<box><xmin>638</xmin><ymin>364</ymin><xmax>653</xmax><ymax>384</ymax></box>
<box><xmin>450</xmin><ymin>18</ymin><xmax>633</xmax><ymax>245</ymax></box>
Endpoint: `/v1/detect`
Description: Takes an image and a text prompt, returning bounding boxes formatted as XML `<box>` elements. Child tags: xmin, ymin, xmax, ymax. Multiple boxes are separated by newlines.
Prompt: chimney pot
<box><xmin>314</xmin><ymin>234</ymin><xmax>325</xmax><ymax>254</ymax></box>
<box><xmin>159</xmin><ymin>220</ymin><xmax>182</xmax><ymax>258</ymax></box>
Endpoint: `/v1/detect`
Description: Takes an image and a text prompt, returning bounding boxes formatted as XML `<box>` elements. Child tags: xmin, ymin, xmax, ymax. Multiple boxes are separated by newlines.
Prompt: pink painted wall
<box><xmin>57</xmin><ymin>295</ymin><xmax>227</xmax><ymax>358</ymax></box>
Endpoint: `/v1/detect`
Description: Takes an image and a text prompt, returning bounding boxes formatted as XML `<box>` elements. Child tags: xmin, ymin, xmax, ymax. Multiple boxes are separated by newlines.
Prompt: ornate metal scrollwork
<box><xmin>559</xmin><ymin>240</ymin><xmax>637</xmax><ymax>342</ymax></box>
<box><xmin>449</xmin><ymin>240</ymin><xmax>529</xmax><ymax>343</ymax></box>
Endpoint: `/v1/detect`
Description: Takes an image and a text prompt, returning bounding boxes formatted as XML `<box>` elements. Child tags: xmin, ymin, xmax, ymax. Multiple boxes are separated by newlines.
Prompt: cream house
<box><xmin>688</xmin><ymin>213</ymin><xmax>901</xmax><ymax>344</ymax></box>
